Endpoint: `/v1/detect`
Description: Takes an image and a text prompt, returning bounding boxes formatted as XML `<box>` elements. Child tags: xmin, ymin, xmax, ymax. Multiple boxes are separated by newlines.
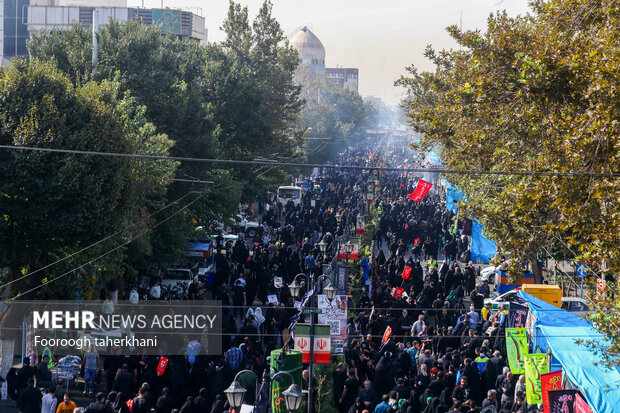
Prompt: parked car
<box><xmin>560</xmin><ymin>297</ymin><xmax>591</xmax><ymax>317</ymax></box>
<box><xmin>161</xmin><ymin>268</ymin><xmax>194</xmax><ymax>289</ymax></box>
<box><xmin>484</xmin><ymin>290</ymin><xmax>591</xmax><ymax>316</ymax></box>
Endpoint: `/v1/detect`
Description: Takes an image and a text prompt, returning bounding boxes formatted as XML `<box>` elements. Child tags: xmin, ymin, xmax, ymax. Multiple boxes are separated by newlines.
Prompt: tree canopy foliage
<box><xmin>0</xmin><ymin>0</ymin><xmax>306</xmax><ymax>296</ymax></box>
<box><xmin>0</xmin><ymin>59</ymin><xmax>176</xmax><ymax>297</ymax></box>
<box><xmin>397</xmin><ymin>0</ymin><xmax>619</xmax><ymax>366</ymax></box>
<box><xmin>296</xmin><ymin>67</ymin><xmax>377</xmax><ymax>164</ymax></box>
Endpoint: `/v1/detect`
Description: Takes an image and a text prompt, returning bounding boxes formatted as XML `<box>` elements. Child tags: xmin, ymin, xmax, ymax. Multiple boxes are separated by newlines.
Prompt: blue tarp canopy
<box><xmin>518</xmin><ymin>291</ymin><xmax>620</xmax><ymax>413</ymax></box>
<box><xmin>471</xmin><ymin>219</ymin><xmax>496</xmax><ymax>264</ymax></box>
<box><xmin>442</xmin><ymin>180</ymin><xmax>496</xmax><ymax>263</ymax></box>
<box><xmin>444</xmin><ymin>180</ymin><xmax>464</xmax><ymax>213</ymax></box>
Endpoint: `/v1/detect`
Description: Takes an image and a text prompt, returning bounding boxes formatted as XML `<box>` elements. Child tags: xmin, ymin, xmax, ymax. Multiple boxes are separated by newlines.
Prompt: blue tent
<box><xmin>470</xmin><ymin>219</ymin><xmax>496</xmax><ymax>264</ymax></box>
<box><xmin>518</xmin><ymin>291</ymin><xmax>620</xmax><ymax>413</ymax></box>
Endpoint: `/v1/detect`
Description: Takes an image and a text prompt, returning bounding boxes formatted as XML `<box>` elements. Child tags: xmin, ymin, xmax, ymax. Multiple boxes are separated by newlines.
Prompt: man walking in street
<box><xmin>18</xmin><ymin>378</ymin><xmax>41</xmax><ymax>413</ymax></box>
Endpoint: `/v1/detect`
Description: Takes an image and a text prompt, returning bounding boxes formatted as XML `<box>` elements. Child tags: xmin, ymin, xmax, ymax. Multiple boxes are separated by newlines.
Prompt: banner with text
<box><xmin>506</xmin><ymin>328</ymin><xmax>528</xmax><ymax>374</ymax></box>
<box><xmin>541</xmin><ymin>370</ymin><xmax>563</xmax><ymax>413</ymax></box>
<box><xmin>318</xmin><ymin>294</ymin><xmax>348</xmax><ymax>355</ymax></box>
<box><xmin>548</xmin><ymin>390</ymin><xmax>578</xmax><ymax>413</ymax></box>
<box><xmin>525</xmin><ymin>353</ymin><xmax>549</xmax><ymax>405</ymax></box>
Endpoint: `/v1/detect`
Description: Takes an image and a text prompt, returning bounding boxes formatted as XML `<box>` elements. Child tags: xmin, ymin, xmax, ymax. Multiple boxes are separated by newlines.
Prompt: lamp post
<box><xmin>288</xmin><ymin>272</ymin><xmax>336</xmax><ymax>413</ymax></box>
<box><xmin>344</xmin><ymin>240</ymin><xmax>354</xmax><ymax>261</ymax></box>
<box><xmin>224</xmin><ymin>369</ymin><xmax>304</xmax><ymax>413</ymax></box>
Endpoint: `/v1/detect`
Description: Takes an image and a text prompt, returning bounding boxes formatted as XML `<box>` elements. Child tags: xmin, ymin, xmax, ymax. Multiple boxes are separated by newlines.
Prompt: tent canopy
<box><xmin>518</xmin><ymin>291</ymin><xmax>620</xmax><ymax>413</ymax></box>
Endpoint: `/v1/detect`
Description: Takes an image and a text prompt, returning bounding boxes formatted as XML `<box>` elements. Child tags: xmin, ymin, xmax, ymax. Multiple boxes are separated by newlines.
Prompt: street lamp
<box><xmin>282</xmin><ymin>383</ymin><xmax>305</xmax><ymax>411</ymax></box>
<box><xmin>317</xmin><ymin>239</ymin><xmax>328</xmax><ymax>254</ymax></box>
<box><xmin>324</xmin><ymin>284</ymin><xmax>337</xmax><ymax>301</ymax></box>
<box><xmin>225</xmin><ymin>369</ymin><xmax>303</xmax><ymax>413</ymax></box>
<box><xmin>345</xmin><ymin>240</ymin><xmax>354</xmax><ymax>258</ymax></box>
<box><xmin>288</xmin><ymin>273</ymin><xmax>309</xmax><ymax>299</ymax></box>
<box><xmin>288</xmin><ymin>279</ymin><xmax>302</xmax><ymax>299</ymax></box>
<box><xmin>224</xmin><ymin>380</ymin><xmax>247</xmax><ymax>411</ymax></box>
<box><xmin>335</xmin><ymin>211</ymin><xmax>342</xmax><ymax>224</ymax></box>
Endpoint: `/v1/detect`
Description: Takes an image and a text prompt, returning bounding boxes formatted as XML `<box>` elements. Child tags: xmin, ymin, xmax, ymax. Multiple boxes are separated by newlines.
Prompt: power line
<box><xmin>1</xmin><ymin>145</ymin><xmax>618</xmax><ymax>178</ymax></box>
<box><xmin>3</xmin><ymin>189</ymin><xmax>213</xmax><ymax>302</ymax></box>
<box><xmin>0</xmin><ymin>189</ymin><xmax>208</xmax><ymax>292</ymax></box>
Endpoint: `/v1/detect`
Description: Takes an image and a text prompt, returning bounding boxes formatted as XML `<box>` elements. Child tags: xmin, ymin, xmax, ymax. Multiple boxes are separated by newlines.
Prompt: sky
<box><xmin>128</xmin><ymin>0</ymin><xmax>532</xmax><ymax>106</ymax></box>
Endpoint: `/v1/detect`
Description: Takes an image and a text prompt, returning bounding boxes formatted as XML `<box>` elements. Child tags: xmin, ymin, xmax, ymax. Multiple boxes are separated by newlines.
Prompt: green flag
<box><xmin>506</xmin><ymin>328</ymin><xmax>527</xmax><ymax>374</ymax></box>
<box><xmin>524</xmin><ymin>353</ymin><xmax>548</xmax><ymax>405</ymax></box>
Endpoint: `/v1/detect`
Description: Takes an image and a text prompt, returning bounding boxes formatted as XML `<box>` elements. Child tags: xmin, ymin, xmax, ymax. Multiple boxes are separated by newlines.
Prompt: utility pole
<box><xmin>307</xmin><ymin>271</ymin><xmax>316</xmax><ymax>413</ymax></box>
<box><xmin>92</xmin><ymin>9</ymin><xmax>98</xmax><ymax>76</ymax></box>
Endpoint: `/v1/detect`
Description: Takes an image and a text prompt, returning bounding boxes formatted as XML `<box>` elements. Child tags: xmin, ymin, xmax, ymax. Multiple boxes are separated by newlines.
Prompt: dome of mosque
<box><xmin>290</xmin><ymin>26</ymin><xmax>325</xmax><ymax>74</ymax></box>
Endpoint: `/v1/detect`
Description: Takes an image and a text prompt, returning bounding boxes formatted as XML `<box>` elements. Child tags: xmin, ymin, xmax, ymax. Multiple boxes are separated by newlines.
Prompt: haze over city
<box><xmin>128</xmin><ymin>0</ymin><xmax>531</xmax><ymax>106</ymax></box>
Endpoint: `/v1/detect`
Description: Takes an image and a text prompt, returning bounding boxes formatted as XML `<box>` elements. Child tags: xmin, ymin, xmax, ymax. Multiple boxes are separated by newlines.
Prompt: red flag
<box><xmin>414</xmin><ymin>238</ymin><xmax>420</xmax><ymax>245</ymax></box>
<box><xmin>382</xmin><ymin>326</ymin><xmax>392</xmax><ymax>343</ymax></box>
<box><xmin>369</xmin><ymin>151</ymin><xmax>373</xmax><ymax>157</ymax></box>
<box><xmin>126</xmin><ymin>399</ymin><xmax>133</xmax><ymax>411</ymax></box>
<box><xmin>541</xmin><ymin>371</ymin><xmax>562</xmax><ymax>413</ymax></box>
<box><xmin>402</xmin><ymin>266</ymin><xmax>412</xmax><ymax>280</ymax></box>
<box><xmin>407</xmin><ymin>179</ymin><xmax>432</xmax><ymax>202</ymax></box>
<box><xmin>381</xmin><ymin>326</ymin><xmax>392</xmax><ymax>343</ymax></box>
<box><xmin>156</xmin><ymin>357</ymin><xmax>168</xmax><ymax>376</ymax></box>
<box><xmin>393</xmin><ymin>287</ymin><xmax>405</xmax><ymax>298</ymax></box>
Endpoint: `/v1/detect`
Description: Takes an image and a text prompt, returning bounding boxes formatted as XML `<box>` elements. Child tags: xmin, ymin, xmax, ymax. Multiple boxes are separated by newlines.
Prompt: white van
<box><xmin>277</xmin><ymin>186</ymin><xmax>303</xmax><ymax>206</ymax></box>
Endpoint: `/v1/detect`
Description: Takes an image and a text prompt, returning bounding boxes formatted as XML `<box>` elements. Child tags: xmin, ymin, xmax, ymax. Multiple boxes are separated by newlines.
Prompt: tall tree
<box><xmin>397</xmin><ymin>0</ymin><xmax>619</xmax><ymax>366</ymax></box>
<box><xmin>0</xmin><ymin>59</ymin><xmax>176</xmax><ymax>297</ymax></box>
<box><xmin>296</xmin><ymin>67</ymin><xmax>377</xmax><ymax>163</ymax></box>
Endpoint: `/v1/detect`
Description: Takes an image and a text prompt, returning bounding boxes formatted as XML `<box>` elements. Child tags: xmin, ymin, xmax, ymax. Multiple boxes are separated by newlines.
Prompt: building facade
<box><xmin>289</xmin><ymin>26</ymin><xmax>359</xmax><ymax>92</ymax></box>
<box><xmin>325</xmin><ymin>67</ymin><xmax>358</xmax><ymax>92</ymax></box>
<box><xmin>0</xmin><ymin>0</ymin><xmax>207</xmax><ymax>66</ymax></box>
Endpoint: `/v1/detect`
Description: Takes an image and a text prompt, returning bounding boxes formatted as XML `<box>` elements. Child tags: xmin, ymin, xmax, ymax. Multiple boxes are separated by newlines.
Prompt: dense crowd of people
<box><xmin>10</xmin><ymin>139</ymin><xmax>535</xmax><ymax>413</ymax></box>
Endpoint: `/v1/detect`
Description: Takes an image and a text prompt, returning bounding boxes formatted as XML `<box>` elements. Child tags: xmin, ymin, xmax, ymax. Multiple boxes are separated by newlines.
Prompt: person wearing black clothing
<box><xmin>18</xmin><ymin>378</ymin><xmax>41</xmax><ymax>413</ymax></box>
<box><xmin>16</xmin><ymin>358</ymin><xmax>35</xmax><ymax>398</ymax></box>
<box><xmin>36</xmin><ymin>356</ymin><xmax>53</xmax><ymax>388</ymax></box>
<box><xmin>84</xmin><ymin>392</ymin><xmax>113</xmax><ymax>413</ymax></box>
<box><xmin>339</xmin><ymin>369</ymin><xmax>360</xmax><ymax>413</ymax></box>
<box><xmin>179</xmin><ymin>396</ymin><xmax>195</xmax><ymax>413</ymax></box>
<box><xmin>112</xmin><ymin>364</ymin><xmax>135</xmax><ymax>396</ymax></box>
<box><xmin>103</xmin><ymin>354</ymin><xmax>121</xmax><ymax>392</ymax></box>
<box><xmin>452</xmin><ymin>376</ymin><xmax>471</xmax><ymax>403</ymax></box>
<box><xmin>132</xmin><ymin>384</ymin><xmax>152</xmax><ymax>413</ymax></box>
<box><xmin>332</xmin><ymin>363</ymin><xmax>347</xmax><ymax>407</ymax></box>
<box><xmin>156</xmin><ymin>387</ymin><xmax>175</xmax><ymax>413</ymax></box>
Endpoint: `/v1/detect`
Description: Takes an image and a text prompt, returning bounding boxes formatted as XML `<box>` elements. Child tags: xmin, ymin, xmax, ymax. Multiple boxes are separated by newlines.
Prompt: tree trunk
<box><xmin>530</xmin><ymin>253</ymin><xmax>542</xmax><ymax>284</ymax></box>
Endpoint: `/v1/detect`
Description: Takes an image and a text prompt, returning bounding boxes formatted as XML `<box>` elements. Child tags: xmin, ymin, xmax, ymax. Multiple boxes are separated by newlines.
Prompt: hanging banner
<box><xmin>338</xmin><ymin>237</ymin><xmax>359</xmax><ymax>260</ymax></box>
<box><xmin>402</xmin><ymin>266</ymin><xmax>412</xmax><ymax>280</ymax></box>
<box><xmin>508</xmin><ymin>303</ymin><xmax>529</xmax><ymax>328</ymax></box>
<box><xmin>406</xmin><ymin>179</ymin><xmax>432</xmax><ymax>202</ymax></box>
<box><xmin>335</xmin><ymin>264</ymin><xmax>349</xmax><ymax>295</ymax></box>
<box><xmin>573</xmin><ymin>392</ymin><xmax>593</xmax><ymax>413</ymax></box>
<box><xmin>548</xmin><ymin>390</ymin><xmax>578</xmax><ymax>413</ymax></box>
<box><xmin>541</xmin><ymin>371</ymin><xmax>562</xmax><ymax>413</ymax></box>
<box><xmin>525</xmin><ymin>353</ymin><xmax>548</xmax><ymax>405</ymax></box>
<box><xmin>318</xmin><ymin>294</ymin><xmax>347</xmax><ymax>355</ymax></box>
<box><xmin>506</xmin><ymin>328</ymin><xmax>528</xmax><ymax>374</ymax></box>
<box><xmin>293</xmin><ymin>323</ymin><xmax>331</xmax><ymax>364</ymax></box>
<box><xmin>156</xmin><ymin>356</ymin><xmax>169</xmax><ymax>376</ymax></box>
<box><xmin>382</xmin><ymin>326</ymin><xmax>392</xmax><ymax>343</ymax></box>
